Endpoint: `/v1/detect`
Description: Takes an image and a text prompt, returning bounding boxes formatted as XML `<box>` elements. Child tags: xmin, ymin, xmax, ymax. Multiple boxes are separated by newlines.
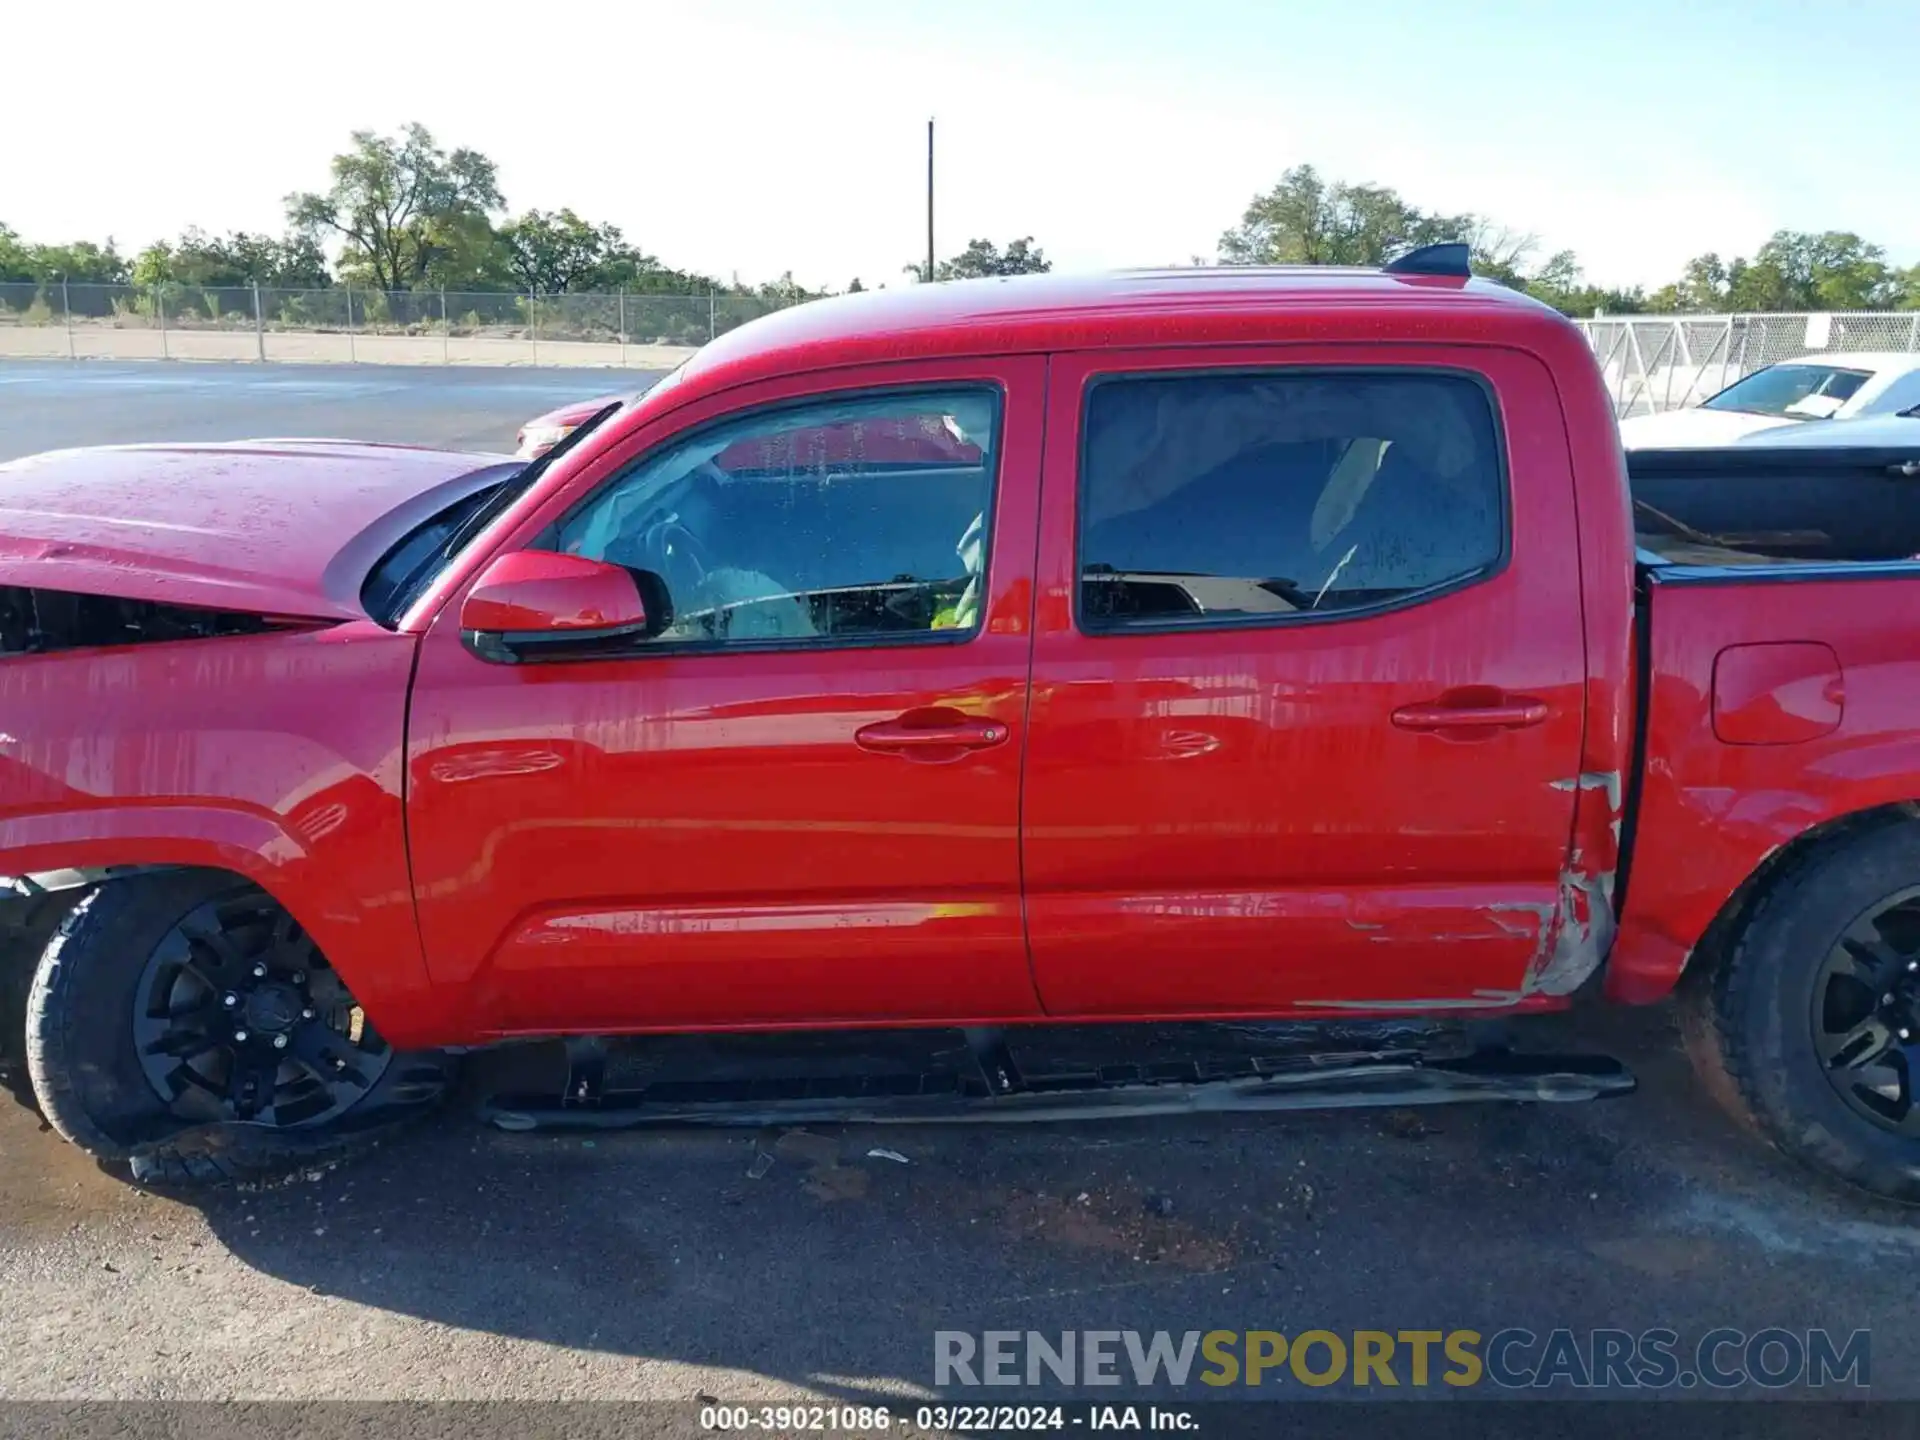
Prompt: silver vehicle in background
<box><xmin>1618</xmin><ymin>352</ymin><xmax>1920</xmax><ymax>448</ymax></box>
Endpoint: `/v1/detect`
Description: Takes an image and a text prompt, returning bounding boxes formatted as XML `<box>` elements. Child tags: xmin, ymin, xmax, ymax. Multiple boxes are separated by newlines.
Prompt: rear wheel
<box><xmin>25</xmin><ymin>870</ymin><xmax>452</xmax><ymax>1186</ymax></box>
<box><xmin>1689</xmin><ymin>822</ymin><xmax>1920</xmax><ymax>1202</ymax></box>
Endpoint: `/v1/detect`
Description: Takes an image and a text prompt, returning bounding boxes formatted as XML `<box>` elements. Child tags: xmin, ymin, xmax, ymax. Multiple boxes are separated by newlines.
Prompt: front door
<box><xmin>405</xmin><ymin>360</ymin><xmax>1046</xmax><ymax>1034</ymax></box>
<box><xmin>1022</xmin><ymin>346</ymin><xmax>1588</xmax><ymax>1016</ymax></box>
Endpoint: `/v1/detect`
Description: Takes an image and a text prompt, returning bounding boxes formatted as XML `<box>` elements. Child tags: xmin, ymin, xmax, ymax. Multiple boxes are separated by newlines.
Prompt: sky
<box><xmin>5</xmin><ymin>0</ymin><xmax>1917</xmax><ymax>293</ymax></box>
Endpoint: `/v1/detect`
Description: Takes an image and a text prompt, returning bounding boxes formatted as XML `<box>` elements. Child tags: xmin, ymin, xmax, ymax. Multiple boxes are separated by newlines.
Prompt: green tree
<box><xmin>0</xmin><ymin>223</ymin><xmax>131</xmax><ymax>314</ymax></box>
<box><xmin>1644</xmin><ymin>253</ymin><xmax>1734</xmax><ymax>313</ymax></box>
<box><xmin>1744</xmin><ymin>231</ymin><xmax>1895</xmax><ymax>310</ymax></box>
<box><xmin>753</xmin><ymin>270</ymin><xmax>828</xmax><ymax>303</ymax></box>
<box><xmin>134</xmin><ymin>228</ymin><xmax>331</xmax><ymax>289</ymax></box>
<box><xmin>1647</xmin><ymin>231</ymin><xmax>1900</xmax><ymax>313</ymax></box>
<box><xmin>286</xmin><ymin>124</ymin><xmax>504</xmax><ymax>293</ymax></box>
<box><xmin>1524</xmin><ymin>249</ymin><xmax>1647</xmax><ymax>316</ymax></box>
<box><xmin>915</xmin><ymin>237</ymin><xmax>1052</xmax><ymax>281</ymax></box>
<box><xmin>1218</xmin><ymin>164</ymin><xmax>1558</xmax><ymax>284</ymax></box>
<box><xmin>419</xmin><ymin>210</ymin><xmax>516</xmax><ymax>291</ymax></box>
<box><xmin>498</xmin><ymin>209</ymin><xmax>653</xmax><ymax>293</ymax></box>
<box><xmin>0</xmin><ymin>224</ymin><xmax>32</xmax><ymax>283</ymax></box>
<box><xmin>1219</xmin><ymin>165</ymin><xmax>1444</xmax><ymax>266</ymax></box>
<box><xmin>4</xmin><ymin>237</ymin><xmax>130</xmax><ymax>284</ymax></box>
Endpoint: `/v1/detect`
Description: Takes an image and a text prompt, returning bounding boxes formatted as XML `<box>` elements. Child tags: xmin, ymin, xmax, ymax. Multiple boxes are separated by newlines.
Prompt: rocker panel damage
<box><xmin>1301</xmin><ymin>769</ymin><xmax>1623</xmax><ymax>1011</ymax></box>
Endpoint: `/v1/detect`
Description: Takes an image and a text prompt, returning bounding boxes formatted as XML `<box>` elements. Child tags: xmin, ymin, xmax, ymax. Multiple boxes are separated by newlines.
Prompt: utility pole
<box><xmin>925</xmin><ymin>118</ymin><xmax>936</xmax><ymax>284</ymax></box>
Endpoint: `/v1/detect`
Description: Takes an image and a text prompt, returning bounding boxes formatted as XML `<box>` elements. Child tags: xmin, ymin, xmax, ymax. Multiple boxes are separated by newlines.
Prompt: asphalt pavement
<box><xmin>0</xmin><ymin>360</ymin><xmax>658</xmax><ymax>463</ymax></box>
<box><xmin>0</xmin><ymin>359</ymin><xmax>1911</xmax><ymax>1409</ymax></box>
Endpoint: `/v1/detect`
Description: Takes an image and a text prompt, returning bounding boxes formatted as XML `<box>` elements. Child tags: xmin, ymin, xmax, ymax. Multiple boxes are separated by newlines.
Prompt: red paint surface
<box><xmin>522</xmin><ymin>394</ymin><xmax>630</xmax><ymax>433</ymax></box>
<box><xmin>0</xmin><ymin>441</ymin><xmax>511</xmax><ymax>620</ymax></box>
<box><xmin>1711</xmin><ymin>642</ymin><xmax>1844</xmax><ymax>745</ymax></box>
<box><xmin>0</xmin><ymin>625</ymin><xmax>443</xmax><ymax>1044</ymax></box>
<box><xmin>459</xmin><ymin>551</ymin><xmax>647</xmax><ymax>635</ymax></box>
<box><xmin>6</xmin><ymin>268</ymin><xmax>1905</xmax><ymax>1045</ymax></box>
<box><xmin>404</xmin><ymin>356</ymin><xmax>1047</xmax><ymax>1036</ymax></box>
<box><xmin>1021</xmin><ymin>344</ymin><xmax>1594</xmax><ymax>1016</ymax></box>
<box><xmin>1608</xmin><ymin>579</ymin><xmax>1920</xmax><ymax>1004</ymax></box>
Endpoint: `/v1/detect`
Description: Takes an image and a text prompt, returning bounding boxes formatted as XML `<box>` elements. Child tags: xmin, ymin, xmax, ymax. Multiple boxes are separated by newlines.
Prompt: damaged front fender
<box><xmin>0</xmin><ymin>586</ymin><xmax>321</xmax><ymax>657</ymax></box>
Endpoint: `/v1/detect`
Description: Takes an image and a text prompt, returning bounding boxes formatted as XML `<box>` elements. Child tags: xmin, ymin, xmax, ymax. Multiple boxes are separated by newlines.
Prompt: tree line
<box><xmin>0</xmin><ymin>124</ymin><xmax>826</xmax><ymax>309</ymax></box>
<box><xmin>3</xmin><ymin>128</ymin><xmax>1914</xmax><ymax>318</ymax></box>
<box><xmin>1215</xmin><ymin>165</ymin><xmax>1920</xmax><ymax>315</ymax></box>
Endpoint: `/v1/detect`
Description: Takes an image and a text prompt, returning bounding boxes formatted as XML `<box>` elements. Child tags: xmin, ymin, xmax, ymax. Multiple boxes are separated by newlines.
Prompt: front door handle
<box><xmin>1391</xmin><ymin>698</ymin><xmax>1549</xmax><ymax>732</ymax></box>
<box><xmin>855</xmin><ymin>712</ymin><xmax>1009</xmax><ymax>755</ymax></box>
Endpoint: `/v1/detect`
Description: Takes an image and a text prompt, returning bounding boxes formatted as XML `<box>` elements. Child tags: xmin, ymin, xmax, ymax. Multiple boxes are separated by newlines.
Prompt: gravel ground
<box><xmin>2</xmin><ymin>1007</ymin><xmax>1915</xmax><ymax>1403</ymax></box>
<box><xmin>0</xmin><ymin>359</ymin><xmax>1911</xmax><ymax>1409</ymax></box>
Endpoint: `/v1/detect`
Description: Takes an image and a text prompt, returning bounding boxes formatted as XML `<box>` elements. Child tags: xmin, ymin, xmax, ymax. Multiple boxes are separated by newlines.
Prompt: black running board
<box><xmin>470</xmin><ymin>1023</ymin><xmax>1634</xmax><ymax>1133</ymax></box>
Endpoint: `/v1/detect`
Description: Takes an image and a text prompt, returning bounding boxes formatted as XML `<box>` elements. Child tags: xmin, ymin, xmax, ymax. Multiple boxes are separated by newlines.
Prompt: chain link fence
<box><xmin>4</xmin><ymin>282</ymin><xmax>1918</xmax><ymax>395</ymax></box>
<box><xmin>0</xmin><ymin>282</ymin><xmax>807</xmax><ymax>367</ymax></box>
<box><xmin>1573</xmin><ymin>312</ymin><xmax>1920</xmax><ymax>417</ymax></box>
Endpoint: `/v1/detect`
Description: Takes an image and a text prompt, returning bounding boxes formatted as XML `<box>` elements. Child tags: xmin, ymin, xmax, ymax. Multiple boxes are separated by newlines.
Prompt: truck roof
<box><xmin>675</xmin><ymin>267</ymin><xmax>1569</xmax><ymax>399</ymax></box>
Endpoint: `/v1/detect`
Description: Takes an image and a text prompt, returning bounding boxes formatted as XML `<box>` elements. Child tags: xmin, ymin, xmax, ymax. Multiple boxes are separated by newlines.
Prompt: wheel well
<box><xmin>0</xmin><ymin>865</ymin><xmax>263</xmax><ymax>1069</ymax></box>
<box><xmin>0</xmin><ymin>884</ymin><xmax>92</xmax><ymax>1078</ymax></box>
<box><xmin>1679</xmin><ymin>801</ymin><xmax>1920</xmax><ymax>996</ymax></box>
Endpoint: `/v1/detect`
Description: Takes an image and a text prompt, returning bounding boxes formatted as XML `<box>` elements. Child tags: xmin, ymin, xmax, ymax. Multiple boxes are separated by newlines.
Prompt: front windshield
<box><xmin>1702</xmin><ymin>364</ymin><xmax>1870</xmax><ymax>418</ymax></box>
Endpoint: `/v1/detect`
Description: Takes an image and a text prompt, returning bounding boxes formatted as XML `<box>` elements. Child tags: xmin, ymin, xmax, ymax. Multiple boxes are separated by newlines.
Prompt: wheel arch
<box><xmin>0</xmin><ymin>807</ymin><xmax>450</xmax><ymax>1048</ymax></box>
<box><xmin>1616</xmin><ymin>799</ymin><xmax>1920</xmax><ymax>1004</ymax></box>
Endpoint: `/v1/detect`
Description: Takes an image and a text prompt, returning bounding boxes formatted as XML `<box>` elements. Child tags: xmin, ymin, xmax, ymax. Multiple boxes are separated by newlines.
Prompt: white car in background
<box><xmin>1618</xmin><ymin>352</ymin><xmax>1920</xmax><ymax>448</ymax></box>
<box><xmin>1733</xmin><ymin>411</ymin><xmax>1920</xmax><ymax>449</ymax></box>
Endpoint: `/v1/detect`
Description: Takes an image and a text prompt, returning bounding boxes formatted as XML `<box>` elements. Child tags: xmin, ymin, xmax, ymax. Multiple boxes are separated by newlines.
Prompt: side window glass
<box><xmin>1077</xmin><ymin>371</ymin><xmax>1506</xmax><ymax>630</ymax></box>
<box><xmin>549</xmin><ymin>388</ymin><xmax>1000</xmax><ymax>647</ymax></box>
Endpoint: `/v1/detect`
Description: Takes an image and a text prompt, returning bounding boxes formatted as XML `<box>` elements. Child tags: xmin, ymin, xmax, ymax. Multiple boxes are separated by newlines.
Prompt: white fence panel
<box><xmin>1574</xmin><ymin>312</ymin><xmax>1920</xmax><ymax>417</ymax></box>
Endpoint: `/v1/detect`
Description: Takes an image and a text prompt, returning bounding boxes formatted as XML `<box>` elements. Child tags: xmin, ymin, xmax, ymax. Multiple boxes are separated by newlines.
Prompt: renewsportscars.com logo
<box><xmin>934</xmin><ymin>1328</ymin><xmax>1870</xmax><ymax>1391</ymax></box>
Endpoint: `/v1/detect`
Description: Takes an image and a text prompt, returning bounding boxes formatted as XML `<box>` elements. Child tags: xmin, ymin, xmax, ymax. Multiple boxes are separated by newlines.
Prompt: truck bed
<box><xmin>1610</xmin><ymin>450</ymin><xmax>1920</xmax><ymax>1006</ymax></box>
<box><xmin>1630</xmin><ymin>443</ymin><xmax>1920</xmax><ymax>568</ymax></box>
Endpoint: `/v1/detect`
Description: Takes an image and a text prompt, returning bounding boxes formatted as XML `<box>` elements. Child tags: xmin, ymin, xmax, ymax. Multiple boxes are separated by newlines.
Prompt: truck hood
<box><xmin>0</xmin><ymin>440</ymin><xmax>518</xmax><ymax>621</ymax></box>
<box><xmin>1616</xmin><ymin>408</ymin><xmax>1801</xmax><ymax>449</ymax></box>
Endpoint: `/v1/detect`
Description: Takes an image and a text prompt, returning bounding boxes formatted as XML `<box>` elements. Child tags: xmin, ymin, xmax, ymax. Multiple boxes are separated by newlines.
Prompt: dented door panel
<box><xmin>1023</xmin><ymin>344</ymin><xmax>1590</xmax><ymax>1016</ymax></box>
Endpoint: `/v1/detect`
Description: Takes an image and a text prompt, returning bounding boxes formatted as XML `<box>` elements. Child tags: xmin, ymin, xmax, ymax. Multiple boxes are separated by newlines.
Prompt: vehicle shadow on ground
<box><xmin>7</xmin><ymin>1003</ymin><xmax>1915</xmax><ymax>1400</ymax></box>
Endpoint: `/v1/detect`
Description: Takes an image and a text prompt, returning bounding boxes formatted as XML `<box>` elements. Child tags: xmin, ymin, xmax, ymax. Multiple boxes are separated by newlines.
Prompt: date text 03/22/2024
<box><xmin>698</xmin><ymin>1404</ymin><xmax>1193</xmax><ymax>1432</ymax></box>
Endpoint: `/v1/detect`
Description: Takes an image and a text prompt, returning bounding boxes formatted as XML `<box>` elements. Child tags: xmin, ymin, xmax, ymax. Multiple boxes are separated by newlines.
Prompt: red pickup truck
<box><xmin>7</xmin><ymin>253</ymin><xmax>1920</xmax><ymax>1198</ymax></box>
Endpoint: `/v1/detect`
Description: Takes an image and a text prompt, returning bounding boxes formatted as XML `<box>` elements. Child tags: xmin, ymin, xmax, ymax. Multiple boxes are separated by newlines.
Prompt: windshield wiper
<box><xmin>392</xmin><ymin>401</ymin><xmax>624</xmax><ymax>618</ymax></box>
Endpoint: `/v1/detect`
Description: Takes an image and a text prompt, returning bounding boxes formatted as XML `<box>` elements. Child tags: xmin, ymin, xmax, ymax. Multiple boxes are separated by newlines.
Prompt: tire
<box><xmin>1</xmin><ymin>886</ymin><xmax>86</xmax><ymax>1080</ymax></box>
<box><xmin>24</xmin><ymin>869</ymin><xmax>454</xmax><ymax>1187</ymax></box>
<box><xmin>1688</xmin><ymin>822</ymin><xmax>1920</xmax><ymax>1203</ymax></box>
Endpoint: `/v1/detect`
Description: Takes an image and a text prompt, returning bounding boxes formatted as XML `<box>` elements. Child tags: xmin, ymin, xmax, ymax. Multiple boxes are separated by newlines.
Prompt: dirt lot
<box><xmin>2</xmin><ymin>1006</ymin><xmax>1915</xmax><ymax>1402</ymax></box>
<box><xmin>0</xmin><ymin>359</ymin><xmax>1911</xmax><ymax>1408</ymax></box>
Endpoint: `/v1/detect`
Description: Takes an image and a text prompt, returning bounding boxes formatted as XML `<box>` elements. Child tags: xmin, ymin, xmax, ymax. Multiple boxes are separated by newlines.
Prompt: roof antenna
<box><xmin>1384</xmin><ymin>242</ymin><xmax>1472</xmax><ymax>278</ymax></box>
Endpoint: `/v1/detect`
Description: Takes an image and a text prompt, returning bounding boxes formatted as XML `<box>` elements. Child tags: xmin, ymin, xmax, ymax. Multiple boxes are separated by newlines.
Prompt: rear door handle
<box><xmin>1391</xmin><ymin>699</ymin><xmax>1549</xmax><ymax>731</ymax></box>
<box><xmin>855</xmin><ymin>714</ymin><xmax>1009</xmax><ymax>754</ymax></box>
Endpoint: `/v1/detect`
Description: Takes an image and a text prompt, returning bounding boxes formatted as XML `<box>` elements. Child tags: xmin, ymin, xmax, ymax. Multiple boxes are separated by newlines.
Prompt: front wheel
<box><xmin>1686</xmin><ymin>822</ymin><xmax>1920</xmax><ymax>1202</ymax></box>
<box><xmin>24</xmin><ymin>870</ymin><xmax>452</xmax><ymax>1186</ymax></box>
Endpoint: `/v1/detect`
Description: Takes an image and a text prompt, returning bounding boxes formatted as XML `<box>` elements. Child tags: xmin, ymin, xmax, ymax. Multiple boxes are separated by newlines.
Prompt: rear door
<box><xmin>404</xmin><ymin>358</ymin><xmax>1046</xmax><ymax>1034</ymax></box>
<box><xmin>1023</xmin><ymin>345</ymin><xmax>1588</xmax><ymax>1016</ymax></box>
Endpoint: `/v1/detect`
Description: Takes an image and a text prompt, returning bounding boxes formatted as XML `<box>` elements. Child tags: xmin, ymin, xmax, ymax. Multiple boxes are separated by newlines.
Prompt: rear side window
<box><xmin>1077</xmin><ymin>370</ymin><xmax>1507</xmax><ymax>631</ymax></box>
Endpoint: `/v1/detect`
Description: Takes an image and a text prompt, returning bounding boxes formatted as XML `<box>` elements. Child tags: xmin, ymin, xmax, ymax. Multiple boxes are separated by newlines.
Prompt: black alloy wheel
<box><xmin>1811</xmin><ymin>884</ymin><xmax>1920</xmax><ymax>1135</ymax></box>
<box><xmin>131</xmin><ymin>891</ymin><xmax>393</xmax><ymax>1128</ymax></box>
